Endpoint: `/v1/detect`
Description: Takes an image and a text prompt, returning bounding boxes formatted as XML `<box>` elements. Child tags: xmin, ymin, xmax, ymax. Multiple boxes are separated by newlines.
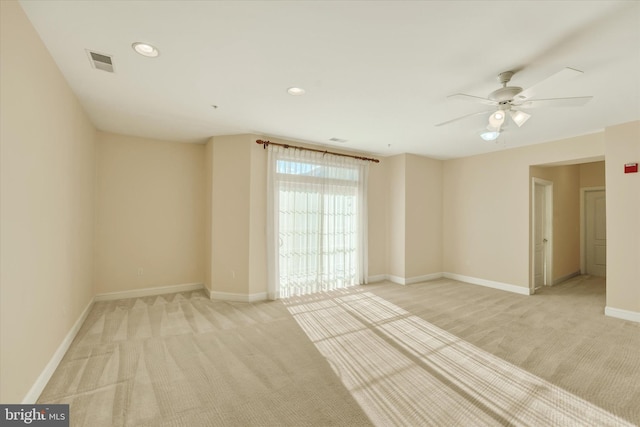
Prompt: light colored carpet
<box><xmin>365</xmin><ymin>275</ymin><xmax>640</xmax><ymax>425</ymax></box>
<box><xmin>39</xmin><ymin>275</ymin><xmax>640</xmax><ymax>426</ymax></box>
<box><xmin>38</xmin><ymin>292</ymin><xmax>371</xmax><ymax>426</ymax></box>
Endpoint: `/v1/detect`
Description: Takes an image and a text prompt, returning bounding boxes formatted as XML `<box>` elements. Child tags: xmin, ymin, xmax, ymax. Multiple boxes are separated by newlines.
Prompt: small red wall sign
<box><xmin>624</xmin><ymin>163</ymin><xmax>638</xmax><ymax>173</ymax></box>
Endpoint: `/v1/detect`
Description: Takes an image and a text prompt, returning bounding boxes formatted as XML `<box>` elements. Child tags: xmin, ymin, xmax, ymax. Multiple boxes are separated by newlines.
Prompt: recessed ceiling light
<box><xmin>287</xmin><ymin>87</ymin><xmax>306</xmax><ymax>96</ymax></box>
<box><xmin>132</xmin><ymin>42</ymin><xmax>159</xmax><ymax>57</ymax></box>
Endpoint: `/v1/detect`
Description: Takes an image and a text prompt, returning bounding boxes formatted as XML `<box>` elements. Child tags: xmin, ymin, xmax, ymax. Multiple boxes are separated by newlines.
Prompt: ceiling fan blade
<box><xmin>516</xmin><ymin>96</ymin><xmax>593</xmax><ymax>108</ymax></box>
<box><xmin>516</xmin><ymin>67</ymin><xmax>584</xmax><ymax>101</ymax></box>
<box><xmin>447</xmin><ymin>93</ymin><xmax>498</xmax><ymax>106</ymax></box>
<box><xmin>435</xmin><ymin>110</ymin><xmax>489</xmax><ymax>127</ymax></box>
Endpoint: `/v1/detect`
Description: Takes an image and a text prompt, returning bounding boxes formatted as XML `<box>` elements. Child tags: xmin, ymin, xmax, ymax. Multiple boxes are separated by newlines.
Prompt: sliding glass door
<box><xmin>267</xmin><ymin>147</ymin><xmax>368</xmax><ymax>299</ymax></box>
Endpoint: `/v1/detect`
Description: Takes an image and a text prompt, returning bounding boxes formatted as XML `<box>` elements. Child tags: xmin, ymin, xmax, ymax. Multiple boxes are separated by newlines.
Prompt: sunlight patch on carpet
<box><xmin>284</xmin><ymin>291</ymin><xmax>632</xmax><ymax>426</ymax></box>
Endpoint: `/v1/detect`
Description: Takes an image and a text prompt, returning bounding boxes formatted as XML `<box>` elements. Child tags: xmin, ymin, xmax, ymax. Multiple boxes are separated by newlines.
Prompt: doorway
<box><xmin>531</xmin><ymin>178</ymin><xmax>553</xmax><ymax>293</ymax></box>
<box><xmin>581</xmin><ymin>188</ymin><xmax>607</xmax><ymax>277</ymax></box>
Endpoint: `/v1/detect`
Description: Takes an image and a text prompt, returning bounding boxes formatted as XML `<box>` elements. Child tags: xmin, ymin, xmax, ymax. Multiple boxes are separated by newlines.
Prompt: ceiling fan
<box><xmin>436</xmin><ymin>67</ymin><xmax>593</xmax><ymax>140</ymax></box>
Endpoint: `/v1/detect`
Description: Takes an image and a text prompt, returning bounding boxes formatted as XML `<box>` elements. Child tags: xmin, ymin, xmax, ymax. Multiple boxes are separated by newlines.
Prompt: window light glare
<box><xmin>132</xmin><ymin>42</ymin><xmax>159</xmax><ymax>57</ymax></box>
<box><xmin>287</xmin><ymin>87</ymin><xmax>306</xmax><ymax>96</ymax></box>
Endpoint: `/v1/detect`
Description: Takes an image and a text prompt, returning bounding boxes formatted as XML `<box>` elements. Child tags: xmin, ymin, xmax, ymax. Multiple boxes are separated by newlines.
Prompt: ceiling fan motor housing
<box><xmin>489</xmin><ymin>86</ymin><xmax>523</xmax><ymax>103</ymax></box>
<box><xmin>488</xmin><ymin>70</ymin><xmax>523</xmax><ymax>103</ymax></box>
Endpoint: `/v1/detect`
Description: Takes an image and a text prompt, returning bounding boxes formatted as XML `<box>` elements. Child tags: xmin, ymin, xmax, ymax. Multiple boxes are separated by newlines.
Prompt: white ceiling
<box><xmin>18</xmin><ymin>1</ymin><xmax>640</xmax><ymax>159</ymax></box>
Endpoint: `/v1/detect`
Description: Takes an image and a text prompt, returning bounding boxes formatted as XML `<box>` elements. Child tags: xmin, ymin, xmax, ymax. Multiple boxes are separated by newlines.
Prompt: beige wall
<box><xmin>248</xmin><ymin>141</ymin><xmax>268</xmax><ymax>294</ymax></box>
<box><xmin>580</xmin><ymin>161</ymin><xmax>606</xmax><ymax>188</ymax></box>
<box><xmin>94</xmin><ymin>132</ymin><xmax>205</xmax><ymax>294</ymax></box>
<box><xmin>443</xmin><ymin>132</ymin><xmax>605</xmax><ymax>290</ymax></box>
<box><xmin>204</xmin><ymin>140</ymin><xmax>214</xmax><ymax>291</ymax></box>
<box><xmin>210</xmin><ymin>135</ymin><xmax>252</xmax><ymax>295</ymax></box>
<box><xmin>0</xmin><ymin>0</ymin><xmax>96</xmax><ymax>402</ymax></box>
<box><xmin>367</xmin><ymin>153</ymin><xmax>389</xmax><ymax>278</ymax></box>
<box><xmin>384</xmin><ymin>154</ymin><xmax>443</xmax><ymax>281</ymax></box>
<box><xmin>387</xmin><ymin>155</ymin><xmax>407</xmax><ymax>278</ymax></box>
<box><xmin>605</xmin><ymin>121</ymin><xmax>640</xmax><ymax>313</ymax></box>
<box><xmin>207</xmin><ymin>134</ymin><xmax>275</xmax><ymax>297</ymax></box>
<box><xmin>443</xmin><ymin>150</ymin><xmax>529</xmax><ymax>286</ymax></box>
<box><xmin>206</xmin><ymin>134</ymin><xmax>268</xmax><ymax>296</ymax></box>
<box><xmin>554</xmin><ymin>166</ymin><xmax>580</xmax><ymax>281</ymax></box>
<box><xmin>405</xmin><ymin>154</ymin><xmax>443</xmax><ymax>278</ymax></box>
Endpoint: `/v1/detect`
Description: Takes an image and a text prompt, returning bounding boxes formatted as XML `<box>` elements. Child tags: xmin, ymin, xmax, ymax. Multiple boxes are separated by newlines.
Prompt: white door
<box><xmin>533</xmin><ymin>183</ymin><xmax>548</xmax><ymax>288</ymax></box>
<box><xmin>532</xmin><ymin>178</ymin><xmax>552</xmax><ymax>292</ymax></box>
<box><xmin>585</xmin><ymin>190</ymin><xmax>606</xmax><ymax>277</ymax></box>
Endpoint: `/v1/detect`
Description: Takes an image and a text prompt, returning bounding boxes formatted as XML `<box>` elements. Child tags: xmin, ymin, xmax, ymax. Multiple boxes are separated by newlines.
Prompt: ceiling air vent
<box><xmin>329</xmin><ymin>137</ymin><xmax>347</xmax><ymax>143</ymax></box>
<box><xmin>87</xmin><ymin>50</ymin><xmax>114</xmax><ymax>73</ymax></box>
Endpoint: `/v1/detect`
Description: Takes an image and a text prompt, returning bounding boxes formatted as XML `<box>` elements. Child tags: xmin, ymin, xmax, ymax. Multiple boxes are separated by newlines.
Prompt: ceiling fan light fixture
<box><xmin>509</xmin><ymin>110</ymin><xmax>531</xmax><ymax>127</ymax></box>
<box><xmin>480</xmin><ymin>131</ymin><xmax>500</xmax><ymax>141</ymax></box>
<box><xmin>489</xmin><ymin>110</ymin><xmax>506</xmax><ymax>128</ymax></box>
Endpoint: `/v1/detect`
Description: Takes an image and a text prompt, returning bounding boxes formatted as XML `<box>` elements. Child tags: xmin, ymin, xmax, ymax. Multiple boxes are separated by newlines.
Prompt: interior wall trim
<box><xmin>605</xmin><ymin>306</ymin><xmax>640</xmax><ymax>324</ymax></box>
<box><xmin>22</xmin><ymin>296</ymin><xmax>95</xmax><ymax>404</ymax></box>
<box><xmin>444</xmin><ymin>272</ymin><xmax>532</xmax><ymax>296</ymax></box>
<box><xmin>552</xmin><ymin>270</ymin><xmax>582</xmax><ymax>286</ymax></box>
<box><xmin>370</xmin><ymin>273</ymin><xmax>443</xmax><ymax>285</ymax></box>
<box><xmin>387</xmin><ymin>275</ymin><xmax>406</xmax><ymax>285</ymax></box>
<box><xmin>94</xmin><ymin>282</ymin><xmax>204</xmax><ymax>302</ymax></box>
<box><xmin>203</xmin><ymin>286</ymin><xmax>212</xmax><ymax>299</ymax></box>
<box><xmin>404</xmin><ymin>273</ymin><xmax>444</xmax><ymax>285</ymax></box>
<box><xmin>210</xmin><ymin>291</ymin><xmax>268</xmax><ymax>303</ymax></box>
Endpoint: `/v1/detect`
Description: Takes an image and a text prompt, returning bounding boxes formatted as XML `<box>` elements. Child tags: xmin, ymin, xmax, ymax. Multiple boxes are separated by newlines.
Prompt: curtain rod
<box><xmin>256</xmin><ymin>140</ymin><xmax>380</xmax><ymax>163</ymax></box>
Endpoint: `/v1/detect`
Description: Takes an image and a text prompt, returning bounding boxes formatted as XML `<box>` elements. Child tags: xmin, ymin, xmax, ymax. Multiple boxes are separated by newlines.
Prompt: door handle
<box><xmin>543</xmin><ymin>238</ymin><xmax>548</xmax><ymax>243</ymax></box>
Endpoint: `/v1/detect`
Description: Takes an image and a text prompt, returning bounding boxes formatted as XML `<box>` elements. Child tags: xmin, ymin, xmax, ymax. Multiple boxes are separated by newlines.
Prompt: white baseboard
<box><xmin>210</xmin><ymin>291</ymin><xmax>268</xmax><ymax>302</ymax></box>
<box><xmin>94</xmin><ymin>282</ymin><xmax>204</xmax><ymax>301</ymax></box>
<box><xmin>405</xmin><ymin>272</ymin><xmax>444</xmax><ymax>285</ymax></box>
<box><xmin>22</xmin><ymin>296</ymin><xmax>95</xmax><ymax>404</ymax></box>
<box><xmin>605</xmin><ymin>306</ymin><xmax>640</xmax><ymax>323</ymax></box>
<box><xmin>387</xmin><ymin>275</ymin><xmax>406</xmax><ymax>285</ymax></box>
<box><xmin>374</xmin><ymin>273</ymin><xmax>444</xmax><ymax>285</ymax></box>
<box><xmin>203</xmin><ymin>286</ymin><xmax>212</xmax><ymax>299</ymax></box>
<box><xmin>443</xmin><ymin>272</ymin><xmax>532</xmax><ymax>296</ymax></box>
<box><xmin>553</xmin><ymin>270</ymin><xmax>581</xmax><ymax>285</ymax></box>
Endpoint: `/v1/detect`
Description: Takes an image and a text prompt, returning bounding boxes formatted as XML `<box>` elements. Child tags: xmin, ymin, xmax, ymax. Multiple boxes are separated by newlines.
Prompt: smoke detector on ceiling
<box><xmin>86</xmin><ymin>50</ymin><xmax>114</xmax><ymax>73</ymax></box>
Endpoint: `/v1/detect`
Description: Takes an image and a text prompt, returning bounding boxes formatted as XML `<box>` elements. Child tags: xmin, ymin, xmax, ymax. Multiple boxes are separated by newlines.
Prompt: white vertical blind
<box><xmin>266</xmin><ymin>145</ymin><xmax>368</xmax><ymax>299</ymax></box>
